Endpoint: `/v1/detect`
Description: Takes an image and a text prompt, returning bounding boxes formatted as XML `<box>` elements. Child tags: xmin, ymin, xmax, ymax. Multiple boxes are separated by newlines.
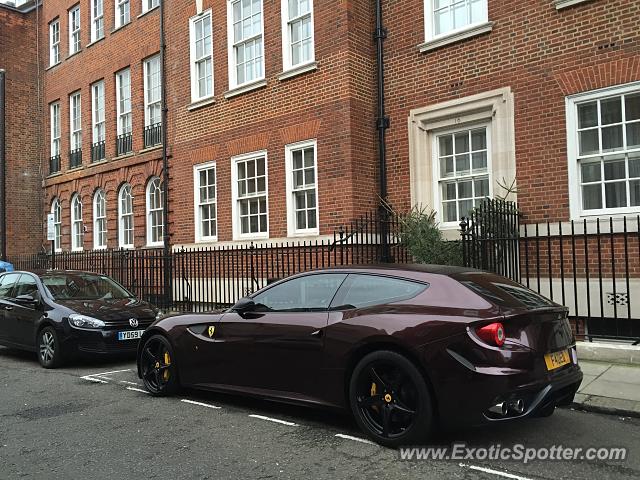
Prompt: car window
<box><xmin>457</xmin><ymin>273</ymin><xmax>555</xmax><ymax>309</ymax></box>
<box><xmin>13</xmin><ymin>274</ymin><xmax>39</xmax><ymax>299</ymax></box>
<box><xmin>253</xmin><ymin>274</ymin><xmax>347</xmax><ymax>312</ymax></box>
<box><xmin>41</xmin><ymin>273</ymin><xmax>134</xmax><ymax>300</ymax></box>
<box><xmin>0</xmin><ymin>273</ymin><xmax>20</xmax><ymax>298</ymax></box>
<box><xmin>331</xmin><ymin>274</ymin><xmax>428</xmax><ymax>309</ymax></box>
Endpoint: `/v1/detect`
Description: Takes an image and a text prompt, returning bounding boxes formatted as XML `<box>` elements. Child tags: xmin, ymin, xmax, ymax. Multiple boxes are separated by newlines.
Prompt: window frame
<box><xmin>91</xmin><ymin>80</ymin><xmax>106</xmax><ymax>147</ymax></box>
<box><xmin>115</xmin><ymin>0</ymin><xmax>130</xmax><ymax>28</ymax></box>
<box><xmin>423</xmin><ymin>0</ymin><xmax>489</xmax><ymax>42</ymax></box>
<box><xmin>231</xmin><ymin>150</ymin><xmax>269</xmax><ymax>240</ymax></box>
<box><xmin>50</xmin><ymin>102</ymin><xmax>61</xmax><ymax>158</ymax></box>
<box><xmin>330</xmin><ymin>273</ymin><xmax>429</xmax><ymax>310</ymax></box>
<box><xmin>115</xmin><ymin>68</ymin><xmax>132</xmax><ymax>137</ymax></box>
<box><xmin>432</xmin><ymin>122</ymin><xmax>493</xmax><ymax>227</ymax></box>
<box><xmin>71</xmin><ymin>193</ymin><xmax>84</xmax><ymax>252</ymax></box>
<box><xmin>280</xmin><ymin>0</ymin><xmax>315</xmax><ymax>72</ymax></box>
<box><xmin>226</xmin><ymin>0</ymin><xmax>265</xmax><ymax>90</ymax></box>
<box><xmin>189</xmin><ymin>10</ymin><xmax>214</xmax><ymax>103</ymax></box>
<box><xmin>69</xmin><ymin>91</ymin><xmax>82</xmax><ymax>152</ymax></box>
<box><xmin>118</xmin><ymin>183</ymin><xmax>135</xmax><ymax>249</ymax></box>
<box><xmin>90</xmin><ymin>0</ymin><xmax>104</xmax><ymax>42</ymax></box>
<box><xmin>285</xmin><ymin>139</ymin><xmax>319</xmax><ymax>236</ymax></box>
<box><xmin>566</xmin><ymin>81</ymin><xmax>640</xmax><ymax>219</ymax></box>
<box><xmin>193</xmin><ymin>161</ymin><xmax>218</xmax><ymax>243</ymax></box>
<box><xmin>49</xmin><ymin>19</ymin><xmax>60</xmax><ymax>66</ymax></box>
<box><xmin>143</xmin><ymin>55</ymin><xmax>162</xmax><ymax>128</ymax></box>
<box><xmin>69</xmin><ymin>5</ymin><xmax>81</xmax><ymax>55</ymax></box>
<box><xmin>142</xmin><ymin>0</ymin><xmax>159</xmax><ymax>14</ymax></box>
<box><xmin>146</xmin><ymin>176</ymin><xmax>164</xmax><ymax>247</ymax></box>
<box><xmin>93</xmin><ymin>189</ymin><xmax>108</xmax><ymax>250</ymax></box>
<box><xmin>51</xmin><ymin>198</ymin><xmax>62</xmax><ymax>252</ymax></box>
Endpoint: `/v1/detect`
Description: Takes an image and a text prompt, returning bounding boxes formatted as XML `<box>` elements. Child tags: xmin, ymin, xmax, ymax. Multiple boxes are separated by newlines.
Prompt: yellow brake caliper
<box><xmin>163</xmin><ymin>351</ymin><xmax>171</xmax><ymax>381</ymax></box>
<box><xmin>370</xmin><ymin>382</ymin><xmax>378</xmax><ymax>411</ymax></box>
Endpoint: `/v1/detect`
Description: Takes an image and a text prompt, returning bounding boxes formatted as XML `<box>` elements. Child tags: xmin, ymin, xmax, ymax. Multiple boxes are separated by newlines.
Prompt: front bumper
<box><xmin>62</xmin><ymin>322</ymin><xmax>151</xmax><ymax>355</ymax></box>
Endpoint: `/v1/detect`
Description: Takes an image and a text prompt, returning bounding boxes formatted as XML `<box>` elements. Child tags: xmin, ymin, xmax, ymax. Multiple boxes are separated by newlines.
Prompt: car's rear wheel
<box><xmin>349</xmin><ymin>350</ymin><xmax>433</xmax><ymax>447</ymax></box>
<box><xmin>140</xmin><ymin>334</ymin><xmax>179</xmax><ymax>396</ymax></box>
<box><xmin>38</xmin><ymin>326</ymin><xmax>63</xmax><ymax>369</ymax></box>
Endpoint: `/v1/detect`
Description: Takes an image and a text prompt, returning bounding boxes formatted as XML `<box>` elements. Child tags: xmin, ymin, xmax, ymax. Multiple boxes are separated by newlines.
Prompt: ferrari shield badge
<box><xmin>208</xmin><ymin>325</ymin><xmax>215</xmax><ymax>338</ymax></box>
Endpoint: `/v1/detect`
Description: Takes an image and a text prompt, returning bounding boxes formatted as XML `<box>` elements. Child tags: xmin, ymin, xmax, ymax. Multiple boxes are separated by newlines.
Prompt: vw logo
<box><xmin>129</xmin><ymin>318</ymin><xmax>139</xmax><ymax>328</ymax></box>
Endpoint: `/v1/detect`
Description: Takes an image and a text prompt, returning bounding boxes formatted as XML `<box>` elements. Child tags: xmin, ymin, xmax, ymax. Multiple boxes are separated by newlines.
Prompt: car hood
<box><xmin>56</xmin><ymin>298</ymin><xmax>156</xmax><ymax>322</ymax></box>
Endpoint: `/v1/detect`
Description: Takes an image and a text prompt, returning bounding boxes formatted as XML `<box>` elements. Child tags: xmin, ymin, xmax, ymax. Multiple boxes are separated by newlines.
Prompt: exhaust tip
<box><xmin>508</xmin><ymin>399</ymin><xmax>525</xmax><ymax>415</ymax></box>
<box><xmin>488</xmin><ymin>402</ymin><xmax>508</xmax><ymax>416</ymax></box>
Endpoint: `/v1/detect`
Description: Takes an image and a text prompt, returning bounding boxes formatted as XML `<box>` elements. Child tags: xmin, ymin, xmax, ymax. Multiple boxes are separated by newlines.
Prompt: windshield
<box><xmin>41</xmin><ymin>273</ymin><xmax>135</xmax><ymax>300</ymax></box>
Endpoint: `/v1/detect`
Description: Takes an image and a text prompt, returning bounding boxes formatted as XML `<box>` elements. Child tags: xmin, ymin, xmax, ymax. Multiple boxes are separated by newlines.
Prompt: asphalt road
<box><xmin>1</xmin><ymin>347</ymin><xmax>639</xmax><ymax>480</ymax></box>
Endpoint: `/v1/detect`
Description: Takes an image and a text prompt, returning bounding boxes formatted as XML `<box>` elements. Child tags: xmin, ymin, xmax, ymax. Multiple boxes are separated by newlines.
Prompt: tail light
<box><xmin>476</xmin><ymin>322</ymin><xmax>505</xmax><ymax>347</ymax></box>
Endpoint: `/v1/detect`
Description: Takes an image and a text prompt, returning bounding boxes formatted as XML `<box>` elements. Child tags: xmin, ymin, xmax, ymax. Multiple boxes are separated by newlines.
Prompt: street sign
<box><xmin>46</xmin><ymin>213</ymin><xmax>56</xmax><ymax>241</ymax></box>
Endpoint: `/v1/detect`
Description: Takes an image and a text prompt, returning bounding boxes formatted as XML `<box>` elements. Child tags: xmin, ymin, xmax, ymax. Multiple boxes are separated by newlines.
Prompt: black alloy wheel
<box><xmin>140</xmin><ymin>334</ymin><xmax>179</xmax><ymax>396</ymax></box>
<box><xmin>349</xmin><ymin>350</ymin><xmax>433</xmax><ymax>447</ymax></box>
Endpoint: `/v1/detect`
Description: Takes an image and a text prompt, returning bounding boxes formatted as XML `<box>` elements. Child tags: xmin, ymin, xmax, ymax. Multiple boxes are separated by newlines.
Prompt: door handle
<box><xmin>310</xmin><ymin>329</ymin><xmax>323</xmax><ymax>338</ymax></box>
<box><xmin>4</xmin><ymin>306</ymin><xmax>13</xmax><ymax>311</ymax></box>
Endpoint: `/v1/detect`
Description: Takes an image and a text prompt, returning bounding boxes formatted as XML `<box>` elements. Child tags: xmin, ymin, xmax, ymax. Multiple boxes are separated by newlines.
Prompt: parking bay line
<box><xmin>80</xmin><ymin>376</ymin><xmax>108</xmax><ymax>384</ymax></box>
<box><xmin>126</xmin><ymin>386</ymin><xmax>150</xmax><ymax>395</ymax></box>
<box><xmin>334</xmin><ymin>434</ymin><xmax>377</xmax><ymax>446</ymax></box>
<box><xmin>181</xmin><ymin>399</ymin><xmax>222</xmax><ymax>409</ymax></box>
<box><xmin>249</xmin><ymin>414</ymin><xmax>298</xmax><ymax>426</ymax></box>
<box><xmin>84</xmin><ymin>368</ymin><xmax>133</xmax><ymax>377</ymax></box>
<box><xmin>460</xmin><ymin>463</ymin><xmax>533</xmax><ymax>480</ymax></box>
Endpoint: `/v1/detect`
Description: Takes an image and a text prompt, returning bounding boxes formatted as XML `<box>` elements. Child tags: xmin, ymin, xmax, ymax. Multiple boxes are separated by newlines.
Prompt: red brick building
<box><xmin>1</xmin><ymin>0</ymin><xmax>639</xmax><ymax>257</ymax></box>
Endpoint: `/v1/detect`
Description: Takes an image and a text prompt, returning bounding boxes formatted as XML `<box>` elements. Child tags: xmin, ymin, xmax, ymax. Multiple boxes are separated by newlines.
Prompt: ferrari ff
<box><xmin>137</xmin><ymin>265</ymin><xmax>582</xmax><ymax>447</ymax></box>
<box><xmin>0</xmin><ymin>270</ymin><xmax>159</xmax><ymax>368</ymax></box>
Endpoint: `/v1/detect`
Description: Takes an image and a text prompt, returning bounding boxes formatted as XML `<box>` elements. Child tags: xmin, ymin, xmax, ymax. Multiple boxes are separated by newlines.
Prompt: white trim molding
<box><xmin>285</xmin><ymin>139</ymin><xmax>319</xmax><ymax>237</ymax></box>
<box><xmin>231</xmin><ymin>150</ymin><xmax>269</xmax><ymax>241</ymax></box>
<box><xmin>418</xmin><ymin>21</ymin><xmax>493</xmax><ymax>53</ymax></box>
<box><xmin>408</xmin><ymin>87</ymin><xmax>516</xmax><ymax>231</ymax></box>
<box><xmin>554</xmin><ymin>0</ymin><xmax>594</xmax><ymax>10</ymax></box>
<box><xmin>194</xmin><ymin>160</ymin><xmax>218</xmax><ymax>243</ymax></box>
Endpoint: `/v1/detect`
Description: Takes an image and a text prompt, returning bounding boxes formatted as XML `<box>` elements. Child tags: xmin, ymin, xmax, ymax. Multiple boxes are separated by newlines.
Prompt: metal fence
<box><xmin>11</xmin><ymin>211</ymin><xmax>408</xmax><ymax>312</ymax></box>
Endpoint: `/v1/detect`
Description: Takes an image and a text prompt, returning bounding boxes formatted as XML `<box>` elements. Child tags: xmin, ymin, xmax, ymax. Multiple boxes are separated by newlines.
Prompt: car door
<box><xmin>202</xmin><ymin>273</ymin><xmax>347</xmax><ymax>398</ymax></box>
<box><xmin>6</xmin><ymin>274</ymin><xmax>42</xmax><ymax>347</ymax></box>
<box><xmin>0</xmin><ymin>273</ymin><xmax>21</xmax><ymax>343</ymax></box>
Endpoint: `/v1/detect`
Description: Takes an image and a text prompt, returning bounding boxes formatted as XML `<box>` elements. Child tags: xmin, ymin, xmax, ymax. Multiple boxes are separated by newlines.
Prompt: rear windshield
<box><xmin>456</xmin><ymin>273</ymin><xmax>555</xmax><ymax>309</ymax></box>
<box><xmin>41</xmin><ymin>273</ymin><xmax>134</xmax><ymax>300</ymax></box>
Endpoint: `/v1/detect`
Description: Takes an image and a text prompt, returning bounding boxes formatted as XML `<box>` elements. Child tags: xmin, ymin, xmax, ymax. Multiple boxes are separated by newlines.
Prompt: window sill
<box><xmin>66</xmin><ymin>50</ymin><xmax>82</xmax><ymax>60</ymax></box>
<box><xmin>195</xmin><ymin>237</ymin><xmax>219</xmax><ymax>244</ymax></box>
<box><xmin>47</xmin><ymin>171</ymin><xmax>63</xmax><ymax>178</ymax></box>
<box><xmin>90</xmin><ymin>159</ymin><xmax>108</xmax><ymax>166</ymax></box>
<box><xmin>418</xmin><ymin>21</ymin><xmax>494</xmax><ymax>53</ymax></box>
<box><xmin>139</xmin><ymin>145</ymin><xmax>163</xmax><ymax>154</ymax></box>
<box><xmin>146</xmin><ymin>243</ymin><xmax>164</xmax><ymax>249</ymax></box>
<box><xmin>232</xmin><ymin>233</ymin><xmax>270</xmax><ymax>242</ymax></box>
<box><xmin>187</xmin><ymin>97</ymin><xmax>216</xmax><ymax>111</ymax></box>
<box><xmin>137</xmin><ymin>6</ymin><xmax>159</xmax><ymax>19</ymax></box>
<box><xmin>554</xmin><ymin>0</ymin><xmax>594</xmax><ymax>9</ymax></box>
<box><xmin>112</xmin><ymin>152</ymin><xmax>135</xmax><ymax>161</ymax></box>
<box><xmin>86</xmin><ymin>36</ymin><xmax>104</xmax><ymax>49</ymax></box>
<box><xmin>288</xmin><ymin>229</ymin><xmax>320</xmax><ymax>238</ymax></box>
<box><xmin>224</xmin><ymin>79</ymin><xmax>267</xmax><ymax>99</ymax></box>
<box><xmin>112</xmin><ymin>21</ymin><xmax>131</xmax><ymax>34</ymax></box>
<box><xmin>278</xmin><ymin>62</ymin><xmax>317</xmax><ymax>81</ymax></box>
<box><xmin>67</xmin><ymin>165</ymin><xmax>84</xmax><ymax>172</ymax></box>
<box><xmin>46</xmin><ymin>62</ymin><xmax>61</xmax><ymax>71</ymax></box>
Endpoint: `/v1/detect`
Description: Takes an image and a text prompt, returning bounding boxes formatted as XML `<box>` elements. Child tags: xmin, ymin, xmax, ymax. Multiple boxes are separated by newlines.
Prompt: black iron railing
<box><xmin>143</xmin><ymin>123</ymin><xmax>162</xmax><ymax>148</ymax></box>
<box><xmin>91</xmin><ymin>141</ymin><xmax>105</xmax><ymax>163</ymax></box>
<box><xmin>116</xmin><ymin>132</ymin><xmax>133</xmax><ymax>156</ymax></box>
<box><xmin>69</xmin><ymin>149</ymin><xmax>82</xmax><ymax>169</ymax></box>
<box><xmin>49</xmin><ymin>155</ymin><xmax>61</xmax><ymax>174</ymax></box>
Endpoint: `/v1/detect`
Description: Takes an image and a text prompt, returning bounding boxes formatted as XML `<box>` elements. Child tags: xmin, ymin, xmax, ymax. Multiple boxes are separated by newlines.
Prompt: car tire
<box><xmin>349</xmin><ymin>350</ymin><xmax>433</xmax><ymax>448</ymax></box>
<box><xmin>139</xmin><ymin>334</ymin><xmax>179</xmax><ymax>396</ymax></box>
<box><xmin>38</xmin><ymin>326</ymin><xmax>63</xmax><ymax>369</ymax></box>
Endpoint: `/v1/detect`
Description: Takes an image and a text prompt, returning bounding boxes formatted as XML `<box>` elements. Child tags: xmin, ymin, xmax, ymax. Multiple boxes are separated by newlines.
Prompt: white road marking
<box><xmin>126</xmin><ymin>386</ymin><xmax>150</xmax><ymax>395</ymax></box>
<box><xmin>460</xmin><ymin>463</ymin><xmax>533</xmax><ymax>480</ymax></box>
<box><xmin>119</xmin><ymin>381</ymin><xmax>141</xmax><ymax>386</ymax></box>
<box><xmin>85</xmin><ymin>368</ymin><xmax>132</xmax><ymax>377</ymax></box>
<box><xmin>334</xmin><ymin>434</ymin><xmax>376</xmax><ymax>445</ymax></box>
<box><xmin>249</xmin><ymin>414</ymin><xmax>298</xmax><ymax>426</ymax></box>
<box><xmin>181</xmin><ymin>399</ymin><xmax>222</xmax><ymax>409</ymax></box>
<box><xmin>80</xmin><ymin>376</ymin><xmax>108</xmax><ymax>384</ymax></box>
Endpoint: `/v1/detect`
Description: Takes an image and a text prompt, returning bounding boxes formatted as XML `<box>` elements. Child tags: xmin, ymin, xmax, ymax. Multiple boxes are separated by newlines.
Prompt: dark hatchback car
<box><xmin>137</xmin><ymin>265</ymin><xmax>583</xmax><ymax>447</ymax></box>
<box><xmin>0</xmin><ymin>270</ymin><xmax>159</xmax><ymax>368</ymax></box>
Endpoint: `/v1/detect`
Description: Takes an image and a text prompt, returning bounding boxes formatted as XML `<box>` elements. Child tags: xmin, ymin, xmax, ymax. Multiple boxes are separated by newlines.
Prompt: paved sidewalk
<box><xmin>570</xmin><ymin>359</ymin><xmax>640</xmax><ymax>417</ymax></box>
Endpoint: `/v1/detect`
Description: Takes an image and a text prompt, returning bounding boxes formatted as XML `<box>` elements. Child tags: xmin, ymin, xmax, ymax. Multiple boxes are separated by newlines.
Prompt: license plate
<box><xmin>544</xmin><ymin>349</ymin><xmax>571</xmax><ymax>370</ymax></box>
<box><xmin>117</xmin><ymin>330</ymin><xmax>145</xmax><ymax>341</ymax></box>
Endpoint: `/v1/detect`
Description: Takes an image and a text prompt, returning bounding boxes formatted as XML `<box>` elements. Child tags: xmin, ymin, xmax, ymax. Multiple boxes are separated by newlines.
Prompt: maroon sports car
<box><xmin>136</xmin><ymin>265</ymin><xmax>582</xmax><ymax>447</ymax></box>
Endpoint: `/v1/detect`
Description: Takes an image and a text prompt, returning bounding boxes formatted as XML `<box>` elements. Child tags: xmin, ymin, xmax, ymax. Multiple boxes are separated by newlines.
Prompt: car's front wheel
<box><xmin>349</xmin><ymin>350</ymin><xmax>433</xmax><ymax>448</ymax></box>
<box><xmin>38</xmin><ymin>326</ymin><xmax>63</xmax><ymax>369</ymax></box>
<box><xmin>140</xmin><ymin>334</ymin><xmax>179</xmax><ymax>396</ymax></box>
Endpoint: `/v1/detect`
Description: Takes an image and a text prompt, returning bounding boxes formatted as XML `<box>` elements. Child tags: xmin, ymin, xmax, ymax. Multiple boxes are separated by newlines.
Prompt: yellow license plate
<box><xmin>544</xmin><ymin>349</ymin><xmax>571</xmax><ymax>370</ymax></box>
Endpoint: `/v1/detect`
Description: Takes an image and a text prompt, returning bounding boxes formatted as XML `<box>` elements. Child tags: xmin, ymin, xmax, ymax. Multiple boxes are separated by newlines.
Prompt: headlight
<box><xmin>68</xmin><ymin>314</ymin><xmax>106</xmax><ymax>329</ymax></box>
<box><xmin>155</xmin><ymin>309</ymin><xmax>165</xmax><ymax>321</ymax></box>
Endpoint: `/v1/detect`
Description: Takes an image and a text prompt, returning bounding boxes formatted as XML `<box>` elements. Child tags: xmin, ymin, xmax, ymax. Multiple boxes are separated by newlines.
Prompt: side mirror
<box><xmin>15</xmin><ymin>294</ymin><xmax>39</xmax><ymax>307</ymax></box>
<box><xmin>232</xmin><ymin>297</ymin><xmax>255</xmax><ymax>314</ymax></box>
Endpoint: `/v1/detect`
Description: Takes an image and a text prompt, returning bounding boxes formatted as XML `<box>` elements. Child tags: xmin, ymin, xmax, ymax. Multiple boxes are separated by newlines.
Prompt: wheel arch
<box><xmin>343</xmin><ymin>340</ymin><xmax>439</xmax><ymax>419</ymax></box>
<box><xmin>136</xmin><ymin>326</ymin><xmax>176</xmax><ymax>378</ymax></box>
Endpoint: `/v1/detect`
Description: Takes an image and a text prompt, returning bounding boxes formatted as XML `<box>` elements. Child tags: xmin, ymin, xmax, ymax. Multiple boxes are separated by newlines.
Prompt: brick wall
<box><xmin>0</xmin><ymin>5</ymin><xmax>42</xmax><ymax>257</ymax></box>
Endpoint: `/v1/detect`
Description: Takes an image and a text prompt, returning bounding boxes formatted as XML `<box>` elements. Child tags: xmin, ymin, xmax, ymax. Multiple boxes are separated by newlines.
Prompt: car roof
<box><xmin>291</xmin><ymin>263</ymin><xmax>484</xmax><ymax>278</ymax></box>
<box><xmin>6</xmin><ymin>270</ymin><xmax>105</xmax><ymax>278</ymax></box>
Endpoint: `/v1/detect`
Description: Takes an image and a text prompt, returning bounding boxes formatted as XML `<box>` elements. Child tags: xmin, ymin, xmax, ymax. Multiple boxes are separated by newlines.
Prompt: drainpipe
<box><xmin>159</xmin><ymin>1</ymin><xmax>172</xmax><ymax>308</ymax></box>
<box><xmin>374</xmin><ymin>1</ymin><xmax>390</xmax><ymax>262</ymax></box>
<box><xmin>0</xmin><ymin>69</ymin><xmax>6</xmax><ymax>261</ymax></box>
